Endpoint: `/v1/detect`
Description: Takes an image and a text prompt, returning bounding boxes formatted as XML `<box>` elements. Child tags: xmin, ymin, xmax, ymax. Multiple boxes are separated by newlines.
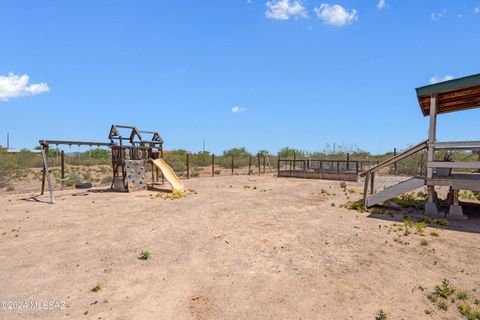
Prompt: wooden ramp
<box><xmin>365</xmin><ymin>177</ymin><xmax>425</xmax><ymax>207</ymax></box>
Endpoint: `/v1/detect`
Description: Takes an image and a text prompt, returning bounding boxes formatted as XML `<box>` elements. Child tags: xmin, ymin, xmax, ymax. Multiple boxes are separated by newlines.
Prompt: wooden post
<box><xmin>362</xmin><ymin>171</ymin><xmax>370</xmax><ymax>207</ymax></box>
<box><xmin>427</xmin><ymin>94</ymin><xmax>437</xmax><ymax>179</ymax></box>
<box><xmin>426</xmin><ymin>94</ymin><xmax>438</xmax><ymax>215</ymax></box>
<box><xmin>478</xmin><ymin>152</ymin><xmax>480</xmax><ymax>173</ymax></box>
<box><xmin>231</xmin><ymin>155</ymin><xmax>234</xmax><ymax>175</ymax></box>
<box><xmin>40</xmin><ymin>144</ymin><xmax>49</xmax><ymax>195</ymax></box>
<box><xmin>41</xmin><ymin>149</ymin><xmax>55</xmax><ymax>204</ymax></box>
<box><xmin>370</xmin><ymin>172</ymin><xmax>375</xmax><ymax>195</ymax></box>
<box><xmin>263</xmin><ymin>156</ymin><xmax>266</xmax><ymax>173</ymax></box>
<box><xmin>151</xmin><ymin>163</ymin><xmax>155</xmax><ymax>184</ymax></box>
<box><xmin>212</xmin><ymin>154</ymin><xmax>215</xmax><ymax>177</ymax></box>
<box><xmin>186</xmin><ymin>153</ymin><xmax>190</xmax><ymax>179</ymax></box>
<box><xmin>336</xmin><ymin>161</ymin><xmax>340</xmax><ymax>173</ymax></box>
<box><xmin>355</xmin><ymin>161</ymin><xmax>359</xmax><ymax>176</ymax></box>
<box><xmin>257</xmin><ymin>154</ymin><xmax>261</xmax><ymax>175</ymax></box>
<box><xmin>293</xmin><ymin>153</ymin><xmax>296</xmax><ymax>170</ymax></box>
<box><xmin>277</xmin><ymin>158</ymin><xmax>280</xmax><ymax>176</ymax></box>
<box><xmin>346</xmin><ymin>153</ymin><xmax>350</xmax><ymax>170</ymax></box>
<box><xmin>61</xmin><ymin>150</ymin><xmax>65</xmax><ymax>190</ymax></box>
<box><xmin>249</xmin><ymin>156</ymin><xmax>252</xmax><ymax>175</ymax></box>
<box><xmin>393</xmin><ymin>148</ymin><xmax>397</xmax><ymax>176</ymax></box>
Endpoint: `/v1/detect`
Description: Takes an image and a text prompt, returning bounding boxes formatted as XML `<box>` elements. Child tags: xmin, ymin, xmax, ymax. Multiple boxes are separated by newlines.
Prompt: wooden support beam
<box><xmin>41</xmin><ymin>149</ymin><xmax>55</xmax><ymax>204</ymax></box>
<box><xmin>428</xmin><ymin>161</ymin><xmax>480</xmax><ymax>169</ymax></box>
<box><xmin>362</xmin><ymin>171</ymin><xmax>370</xmax><ymax>207</ymax></box>
<box><xmin>427</xmin><ymin>94</ymin><xmax>437</xmax><ymax>179</ymax></box>
<box><xmin>258</xmin><ymin>154</ymin><xmax>261</xmax><ymax>175</ymax></box>
<box><xmin>212</xmin><ymin>154</ymin><xmax>215</xmax><ymax>177</ymax></box>
<box><xmin>61</xmin><ymin>150</ymin><xmax>65</xmax><ymax>190</ymax></box>
<box><xmin>370</xmin><ymin>172</ymin><xmax>375</xmax><ymax>195</ymax></box>
<box><xmin>186</xmin><ymin>153</ymin><xmax>190</xmax><ymax>179</ymax></box>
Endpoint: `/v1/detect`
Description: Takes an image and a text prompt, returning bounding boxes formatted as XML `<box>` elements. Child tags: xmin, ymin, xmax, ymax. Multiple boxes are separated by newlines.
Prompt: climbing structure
<box><xmin>362</xmin><ymin>73</ymin><xmax>480</xmax><ymax>219</ymax></box>
<box><xmin>39</xmin><ymin>124</ymin><xmax>184</xmax><ymax>202</ymax></box>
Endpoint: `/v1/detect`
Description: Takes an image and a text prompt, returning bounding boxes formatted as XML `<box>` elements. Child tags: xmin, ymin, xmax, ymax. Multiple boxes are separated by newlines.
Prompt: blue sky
<box><xmin>1</xmin><ymin>0</ymin><xmax>480</xmax><ymax>154</ymax></box>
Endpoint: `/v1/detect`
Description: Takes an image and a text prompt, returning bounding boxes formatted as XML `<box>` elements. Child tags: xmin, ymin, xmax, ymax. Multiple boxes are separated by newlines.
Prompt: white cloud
<box><xmin>430</xmin><ymin>75</ymin><xmax>454</xmax><ymax>84</ymax></box>
<box><xmin>0</xmin><ymin>72</ymin><xmax>50</xmax><ymax>102</ymax></box>
<box><xmin>475</xmin><ymin>6</ymin><xmax>480</xmax><ymax>14</ymax></box>
<box><xmin>377</xmin><ymin>0</ymin><xmax>386</xmax><ymax>9</ymax></box>
<box><xmin>431</xmin><ymin>9</ymin><xmax>446</xmax><ymax>21</ymax></box>
<box><xmin>314</xmin><ymin>4</ymin><xmax>358</xmax><ymax>26</ymax></box>
<box><xmin>265</xmin><ymin>0</ymin><xmax>307</xmax><ymax>20</ymax></box>
<box><xmin>232</xmin><ymin>106</ymin><xmax>247</xmax><ymax>113</ymax></box>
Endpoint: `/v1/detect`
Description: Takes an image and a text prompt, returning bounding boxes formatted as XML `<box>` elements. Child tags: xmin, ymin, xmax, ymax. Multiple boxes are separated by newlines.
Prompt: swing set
<box><xmin>39</xmin><ymin>124</ymin><xmax>165</xmax><ymax>203</ymax></box>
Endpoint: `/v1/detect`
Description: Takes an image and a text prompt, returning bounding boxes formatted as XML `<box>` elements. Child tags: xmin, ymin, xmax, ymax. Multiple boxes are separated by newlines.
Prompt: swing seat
<box><xmin>56</xmin><ymin>176</ymin><xmax>70</xmax><ymax>182</ymax></box>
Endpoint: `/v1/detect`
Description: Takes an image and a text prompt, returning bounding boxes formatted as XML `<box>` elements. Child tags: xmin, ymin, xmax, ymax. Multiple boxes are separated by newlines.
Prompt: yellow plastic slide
<box><xmin>150</xmin><ymin>158</ymin><xmax>185</xmax><ymax>193</ymax></box>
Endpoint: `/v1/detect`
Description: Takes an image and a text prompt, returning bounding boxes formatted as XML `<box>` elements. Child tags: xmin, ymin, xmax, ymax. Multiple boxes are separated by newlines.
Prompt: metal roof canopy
<box><xmin>416</xmin><ymin>73</ymin><xmax>480</xmax><ymax>116</ymax></box>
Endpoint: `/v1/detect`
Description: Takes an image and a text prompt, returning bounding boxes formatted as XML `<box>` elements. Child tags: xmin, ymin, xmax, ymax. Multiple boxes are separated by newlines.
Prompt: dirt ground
<box><xmin>1</xmin><ymin>175</ymin><xmax>479</xmax><ymax>320</ymax></box>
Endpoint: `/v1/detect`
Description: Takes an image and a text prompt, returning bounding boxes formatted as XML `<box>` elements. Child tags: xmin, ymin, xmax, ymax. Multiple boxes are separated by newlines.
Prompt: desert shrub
<box><xmin>416</xmin><ymin>191</ymin><xmax>428</xmax><ymax>199</ymax></box>
<box><xmin>138</xmin><ymin>250</ymin><xmax>151</xmax><ymax>260</ymax></box>
<box><xmin>437</xmin><ymin>300</ymin><xmax>449</xmax><ymax>310</ymax></box>
<box><xmin>434</xmin><ymin>279</ymin><xmax>455</xmax><ymax>299</ymax></box>
<box><xmin>277</xmin><ymin>147</ymin><xmax>305</xmax><ymax>159</ymax></box>
<box><xmin>91</xmin><ymin>284</ymin><xmax>102</xmax><ymax>292</ymax></box>
<box><xmin>220</xmin><ymin>147</ymin><xmax>251</xmax><ymax>169</ymax></box>
<box><xmin>191</xmin><ymin>167</ymin><xmax>200</xmax><ymax>177</ymax></box>
<box><xmin>0</xmin><ymin>148</ymin><xmax>16</xmax><ymax>187</ymax></box>
<box><xmin>369</xmin><ymin>208</ymin><xmax>385</xmax><ymax>215</ymax></box>
<box><xmin>341</xmin><ymin>200</ymin><xmax>364</xmax><ymax>213</ymax></box>
<box><xmin>435</xmin><ymin>219</ymin><xmax>448</xmax><ymax>226</ymax></box>
<box><xmin>458</xmin><ymin>303</ymin><xmax>480</xmax><ymax>319</ymax></box>
<box><xmin>391</xmin><ymin>193</ymin><xmax>417</xmax><ymax>208</ymax></box>
<box><xmin>192</xmin><ymin>151</ymin><xmax>211</xmax><ymax>167</ymax></box>
<box><xmin>375</xmin><ymin>309</ymin><xmax>388</xmax><ymax>320</ymax></box>
<box><xmin>458</xmin><ymin>291</ymin><xmax>469</xmax><ymax>301</ymax></box>
<box><xmin>460</xmin><ymin>190</ymin><xmax>480</xmax><ymax>201</ymax></box>
<box><xmin>420</xmin><ymin>239</ymin><xmax>429</xmax><ymax>246</ymax></box>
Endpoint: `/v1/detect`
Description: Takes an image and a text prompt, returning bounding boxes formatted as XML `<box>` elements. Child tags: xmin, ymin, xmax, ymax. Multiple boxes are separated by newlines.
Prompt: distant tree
<box><xmin>222</xmin><ymin>147</ymin><xmax>251</xmax><ymax>157</ymax></box>
<box><xmin>257</xmin><ymin>149</ymin><xmax>270</xmax><ymax>157</ymax></box>
<box><xmin>192</xmin><ymin>151</ymin><xmax>211</xmax><ymax>166</ymax></box>
<box><xmin>277</xmin><ymin>147</ymin><xmax>304</xmax><ymax>159</ymax></box>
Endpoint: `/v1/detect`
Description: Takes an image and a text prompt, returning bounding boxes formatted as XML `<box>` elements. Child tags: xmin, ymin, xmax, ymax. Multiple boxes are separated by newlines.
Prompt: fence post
<box><xmin>263</xmin><ymin>155</ymin><xmax>266</xmax><ymax>173</ymax></box>
<box><xmin>346</xmin><ymin>153</ymin><xmax>350</xmax><ymax>170</ymax></box>
<box><xmin>257</xmin><ymin>154</ymin><xmax>261</xmax><ymax>175</ymax></box>
<box><xmin>277</xmin><ymin>158</ymin><xmax>280</xmax><ymax>176</ymax></box>
<box><xmin>186</xmin><ymin>153</ymin><xmax>190</xmax><ymax>179</ymax></box>
<box><xmin>249</xmin><ymin>156</ymin><xmax>252</xmax><ymax>175</ymax></box>
<box><xmin>355</xmin><ymin>161</ymin><xmax>359</xmax><ymax>176</ymax></box>
<box><xmin>61</xmin><ymin>150</ymin><xmax>65</xmax><ymax>190</ymax></box>
<box><xmin>394</xmin><ymin>148</ymin><xmax>397</xmax><ymax>176</ymax></box>
<box><xmin>231</xmin><ymin>155</ymin><xmax>234</xmax><ymax>175</ymax></box>
<box><xmin>293</xmin><ymin>153</ymin><xmax>296</xmax><ymax>170</ymax></box>
<box><xmin>212</xmin><ymin>154</ymin><xmax>215</xmax><ymax>177</ymax></box>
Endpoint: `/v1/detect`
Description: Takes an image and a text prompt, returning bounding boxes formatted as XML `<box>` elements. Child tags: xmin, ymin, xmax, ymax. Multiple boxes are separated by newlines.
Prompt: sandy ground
<box><xmin>1</xmin><ymin>175</ymin><xmax>479</xmax><ymax>320</ymax></box>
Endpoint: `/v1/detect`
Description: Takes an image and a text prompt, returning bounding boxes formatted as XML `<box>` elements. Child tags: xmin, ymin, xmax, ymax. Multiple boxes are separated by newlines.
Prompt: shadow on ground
<box><xmin>366</xmin><ymin>201</ymin><xmax>480</xmax><ymax>234</ymax></box>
